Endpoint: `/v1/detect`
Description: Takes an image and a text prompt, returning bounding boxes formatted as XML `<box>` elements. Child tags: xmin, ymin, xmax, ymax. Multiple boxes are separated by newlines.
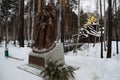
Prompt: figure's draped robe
<box><xmin>33</xmin><ymin>4</ymin><xmax>56</xmax><ymax>51</ymax></box>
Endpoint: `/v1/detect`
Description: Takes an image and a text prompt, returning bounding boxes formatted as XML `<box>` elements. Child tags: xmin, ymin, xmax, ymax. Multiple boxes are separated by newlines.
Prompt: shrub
<box><xmin>40</xmin><ymin>60</ymin><xmax>75</xmax><ymax>80</ymax></box>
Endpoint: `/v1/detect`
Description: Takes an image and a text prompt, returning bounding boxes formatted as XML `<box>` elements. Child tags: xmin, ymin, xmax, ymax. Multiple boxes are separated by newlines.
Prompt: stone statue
<box><xmin>33</xmin><ymin>2</ymin><xmax>56</xmax><ymax>53</ymax></box>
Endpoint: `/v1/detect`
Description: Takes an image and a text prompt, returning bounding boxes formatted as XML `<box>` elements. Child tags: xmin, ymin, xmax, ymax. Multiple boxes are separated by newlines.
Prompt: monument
<box><xmin>29</xmin><ymin>2</ymin><xmax>64</xmax><ymax>69</ymax></box>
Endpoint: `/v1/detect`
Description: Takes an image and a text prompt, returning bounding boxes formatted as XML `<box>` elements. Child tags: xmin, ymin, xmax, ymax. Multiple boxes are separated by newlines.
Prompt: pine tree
<box><xmin>0</xmin><ymin>0</ymin><xmax>17</xmax><ymax>48</ymax></box>
<box><xmin>107</xmin><ymin>0</ymin><xmax>112</xmax><ymax>58</ymax></box>
<box><xmin>100</xmin><ymin>0</ymin><xmax>103</xmax><ymax>58</ymax></box>
<box><xmin>18</xmin><ymin>0</ymin><xmax>24</xmax><ymax>47</ymax></box>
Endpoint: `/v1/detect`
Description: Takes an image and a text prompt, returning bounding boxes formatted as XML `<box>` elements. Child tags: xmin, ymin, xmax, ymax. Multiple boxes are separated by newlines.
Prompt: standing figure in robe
<box><xmin>33</xmin><ymin>2</ymin><xmax>56</xmax><ymax>52</ymax></box>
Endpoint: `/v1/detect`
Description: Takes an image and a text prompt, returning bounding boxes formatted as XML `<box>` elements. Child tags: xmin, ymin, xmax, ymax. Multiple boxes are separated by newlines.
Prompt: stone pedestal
<box><xmin>29</xmin><ymin>43</ymin><xmax>64</xmax><ymax>69</ymax></box>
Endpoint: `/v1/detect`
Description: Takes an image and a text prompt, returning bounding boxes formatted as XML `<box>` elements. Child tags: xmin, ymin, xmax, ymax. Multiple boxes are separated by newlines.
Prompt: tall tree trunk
<box><xmin>115</xmin><ymin>23</ymin><xmax>119</xmax><ymax>55</ymax></box>
<box><xmin>13</xmin><ymin>16</ymin><xmax>17</xmax><ymax>46</ymax></box>
<box><xmin>38</xmin><ymin>0</ymin><xmax>41</xmax><ymax>14</ymax></box>
<box><xmin>119</xmin><ymin>0</ymin><xmax>120</xmax><ymax>6</ymax></box>
<box><xmin>61</xmin><ymin>0</ymin><xmax>65</xmax><ymax>43</ymax></box>
<box><xmin>114</xmin><ymin>0</ymin><xmax>119</xmax><ymax>54</ymax></box>
<box><xmin>104</xmin><ymin>0</ymin><xmax>107</xmax><ymax>51</ymax></box>
<box><xmin>74</xmin><ymin>0</ymin><xmax>80</xmax><ymax>53</ymax></box>
<box><xmin>27</xmin><ymin>0</ymin><xmax>31</xmax><ymax>46</ymax></box>
<box><xmin>19</xmin><ymin>0</ymin><xmax>24</xmax><ymax>47</ymax></box>
<box><xmin>107</xmin><ymin>0</ymin><xmax>112</xmax><ymax>58</ymax></box>
<box><xmin>5</xmin><ymin>17</ymin><xmax>8</xmax><ymax>49</ymax></box>
<box><xmin>41</xmin><ymin>0</ymin><xmax>46</xmax><ymax>10</ymax></box>
<box><xmin>31</xmin><ymin>0</ymin><xmax>35</xmax><ymax>45</ymax></box>
<box><xmin>57</xmin><ymin>0</ymin><xmax>61</xmax><ymax>42</ymax></box>
<box><xmin>100</xmin><ymin>0</ymin><xmax>103</xmax><ymax>58</ymax></box>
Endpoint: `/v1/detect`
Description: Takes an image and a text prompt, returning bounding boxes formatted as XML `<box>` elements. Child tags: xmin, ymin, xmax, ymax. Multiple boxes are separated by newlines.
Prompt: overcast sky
<box><xmin>78</xmin><ymin>0</ymin><xmax>120</xmax><ymax>14</ymax></box>
<box><xmin>78</xmin><ymin>0</ymin><xmax>109</xmax><ymax>14</ymax></box>
<box><xmin>79</xmin><ymin>0</ymin><xmax>96</xmax><ymax>12</ymax></box>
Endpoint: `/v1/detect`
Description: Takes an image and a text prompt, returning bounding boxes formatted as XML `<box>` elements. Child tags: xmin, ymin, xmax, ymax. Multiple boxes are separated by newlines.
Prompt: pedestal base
<box><xmin>29</xmin><ymin>43</ymin><xmax>64</xmax><ymax>68</ymax></box>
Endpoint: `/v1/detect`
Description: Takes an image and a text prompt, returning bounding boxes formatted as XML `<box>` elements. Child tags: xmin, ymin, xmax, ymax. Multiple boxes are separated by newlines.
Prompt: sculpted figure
<box><xmin>33</xmin><ymin>2</ymin><xmax>56</xmax><ymax>52</ymax></box>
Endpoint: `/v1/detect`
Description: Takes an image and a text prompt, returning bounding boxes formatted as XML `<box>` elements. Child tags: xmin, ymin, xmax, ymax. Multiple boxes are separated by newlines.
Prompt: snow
<box><xmin>0</xmin><ymin>41</ymin><xmax>120</xmax><ymax>80</ymax></box>
<box><xmin>101</xmin><ymin>60</ymin><xmax>120</xmax><ymax>80</ymax></box>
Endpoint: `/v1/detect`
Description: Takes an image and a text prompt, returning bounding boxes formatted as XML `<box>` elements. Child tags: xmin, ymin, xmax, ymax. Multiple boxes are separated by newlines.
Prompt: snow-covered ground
<box><xmin>0</xmin><ymin>41</ymin><xmax>120</xmax><ymax>80</ymax></box>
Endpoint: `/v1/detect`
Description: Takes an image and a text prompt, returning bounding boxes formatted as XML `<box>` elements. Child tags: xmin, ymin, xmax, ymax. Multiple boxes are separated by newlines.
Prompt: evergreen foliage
<box><xmin>41</xmin><ymin>60</ymin><xmax>76</xmax><ymax>80</ymax></box>
<box><xmin>65</xmin><ymin>0</ymin><xmax>77</xmax><ymax>10</ymax></box>
<box><xmin>0</xmin><ymin>0</ymin><xmax>18</xmax><ymax>19</ymax></box>
<box><xmin>0</xmin><ymin>0</ymin><xmax>18</xmax><ymax>39</ymax></box>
